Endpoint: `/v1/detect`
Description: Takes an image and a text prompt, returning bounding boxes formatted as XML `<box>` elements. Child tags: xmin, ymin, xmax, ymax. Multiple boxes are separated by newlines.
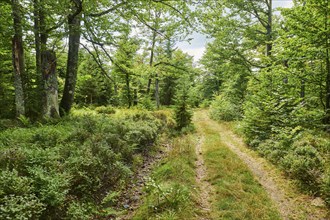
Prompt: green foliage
<box><xmin>94</xmin><ymin>106</ymin><xmax>116</xmax><ymax>114</ymax></box>
<box><xmin>282</xmin><ymin>145</ymin><xmax>323</xmax><ymax>188</ymax></box>
<box><xmin>0</xmin><ymin>109</ymin><xmax>172</xmax><ymax>219</ymax></box>
<box><xmin>134</xmin><ymin>134</ymin><xmax>197</xmax><ymax>219</ymax></box>
<box><xmin>173</xmin><ymin>77</ymin><xmax>193</xmax><ymax>131</ymax></box>
<box><xmin>138</xmin><ymin>96</ymin><xmax>156</xmax><ymax>110</ymax></box>
<box><xmin>322</xmin><ymin>169</ymin><xmax>330</xmax><ymax>205</ymax></box>
<box><xmin>0</xmin><ymin>194</ymin><xmax>45</xmax><ymax>220</ymax></box>
<box><xmin>0</xmin><ymin>170</ymin><xmax>45</xmax><ymax>220</ymax></box>
<box><xmin>210</xmin><ymin>94</ymin><xmax>241</xmax><ymax>121</ymax></box>
<box><xmin>255</xmin><ymin>127</ymin><xmax>330</xmax><ymax>200</ymax></box>
<box><xmin>66</xmin><ymin>201</ymin><xmax>94</xmax><ymax>220</ymax></box>
<box><xmin>145</xmin><ymin>178</ymin><xmax>190</xmax><ymax>212</ymax></box>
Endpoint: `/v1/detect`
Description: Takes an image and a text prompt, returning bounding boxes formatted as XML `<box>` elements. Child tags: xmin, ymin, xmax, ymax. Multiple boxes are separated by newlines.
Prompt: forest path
<box><xmin>195</xmin><ymin>135</ymin><xmax>213</xmax><ymax>220</ymax></box>
<box><xmin>193</xmin><ymin>109</ymin><xmax>329</xmax><ymax>220</ymax></box>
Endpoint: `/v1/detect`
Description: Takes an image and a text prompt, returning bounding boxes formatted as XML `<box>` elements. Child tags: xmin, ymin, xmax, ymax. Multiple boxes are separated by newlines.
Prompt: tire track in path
<box><xmin>195</xmin><ymin>136</ymin><xmax>212</xmax><ymax>220</ymax></box>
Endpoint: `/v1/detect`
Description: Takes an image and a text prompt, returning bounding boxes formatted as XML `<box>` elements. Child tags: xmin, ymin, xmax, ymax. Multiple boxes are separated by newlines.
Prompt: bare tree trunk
<box><xmin>42</xmin><ymin>50</ymin><xmax>59</xmax><ymax>118</ymax></box>
<box><xmin>60</xmin><ymin>0</ymin><xmax>82</xmax><ymax>116</ymax></box>
<box><xmin>12</xmin><ymin>0</ymin><xmax>25</xmax><ymax>117</ymax></box>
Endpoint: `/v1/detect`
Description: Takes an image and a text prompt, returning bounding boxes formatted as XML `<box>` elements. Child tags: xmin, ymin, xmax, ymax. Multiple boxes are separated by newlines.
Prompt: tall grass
<box><xmin>133</xmin><ymin>134</ymin><xmax>198</xmax><ymax>220</ymax></box>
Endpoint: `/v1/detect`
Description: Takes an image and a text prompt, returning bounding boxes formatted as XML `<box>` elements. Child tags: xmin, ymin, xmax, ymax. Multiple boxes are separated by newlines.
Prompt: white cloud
<box><xmin>273</xmin><ymin>0</ymin><xmax>293</xmax><ymax>9</ymax></box>
<box><xmin>181</xmin><ymin>47</ymin><xmax>206</xmax><ymax>62</ymax></box>
<box><xmin>176</xmin><ymin>32</ymin><xmax>210</xmax><ymax>62</ymax></box>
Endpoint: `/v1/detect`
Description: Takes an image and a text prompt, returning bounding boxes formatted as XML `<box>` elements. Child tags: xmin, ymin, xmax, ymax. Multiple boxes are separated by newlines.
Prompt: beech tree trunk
<box><xmin>12</xmin><ymin>0</ymin><xmax>25</xmax><ymax>117</ymax></box>
<box><xmin>42</xmin><ymin>50</ymin><xmax>59</xmax><ymax>118</ymax></box>
<box><xmin>60</xmin><ymin>0</ymin><xmax>82</xmax><ymax>116</ymax></box>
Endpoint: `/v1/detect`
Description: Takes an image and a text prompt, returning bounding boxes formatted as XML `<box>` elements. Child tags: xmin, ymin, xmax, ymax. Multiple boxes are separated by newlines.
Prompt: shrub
<box><xmin>210</xmin><ymin>94</ymin><xmax>241</xmax><ymax>121</ymax></box>
<box><xmin>138</xmin><ymin>96</ymin><xmax>155</xmax><ymax>110</ymax></box>
<box><xmin>0</xmin><ymin>170</ymin><xmax>45</xmax><ymax>220</ymax></box>
<box><xmin>257</xmin><ymin>139</ymin><xmax>289</xmax><ymax>164</ymax></box>
<box><xmin>322</xmin><ymin>169</ymin><xmax>330</xmax><ymax>206</ymax></box>
<box><xmin>94</xmin><ymin>106</ymin><xmax>116</xmax><ymax>114</ymax></box>
<box><xmin>281</xmin><ymin>145</ymin><xmax>323</xmax><ymax>189</ymax></box>
<box><xmin>0</xmin><ymin>109</ymin><xmax>172</xmax><ymax>219</ymax></box>
<box><xmin>0</xmin><ymin>194</ymin><xmax>45</xmax><ymax>220</ymax></box>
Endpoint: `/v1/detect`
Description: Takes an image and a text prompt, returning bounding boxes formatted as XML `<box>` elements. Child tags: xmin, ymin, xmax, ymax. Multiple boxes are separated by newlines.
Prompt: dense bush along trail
<box><xmin>193</xmin><ymin>110</ymin><xmax>329</xmax><ymax>220</ymax></box>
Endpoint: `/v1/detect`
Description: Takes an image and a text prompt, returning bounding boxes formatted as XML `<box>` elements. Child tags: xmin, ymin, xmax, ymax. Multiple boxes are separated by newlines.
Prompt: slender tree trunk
<box><xmin>33</xmin><ymin>0</ymin><xmax>44</xmax><ymax>117</ymax></box>
<box><xmin>42</xmin><ymin>50</ymin><xmax>59</xmax><ymax>118</ymax></box>
<box><xmin>133</xmin><ymin>89</ymin><xmax>138</xmax><ymax>106</ymax></box>
<box><xmin>60</xmin><ymin>0</ymin><xmax>82</xmax><ymax>116</ymax></box>
<box><xmin>324</xmin><ymin>3</ymin><xmax>330</xmax><ymax>125</ymax></box>
<box><xmin>155</xmin><ymin>73</ymin><xmax>160</xmax><ymax>109</ymax></box>
<box><xmin>11</xmin><ymin>0</ymin><xmax>25</xmax><ymax>117</ymax></box>
<box><xmin>325</xmin><ymin>47</ymin><xmax>330</xmax><ymax>124</ymax></box>
<box><xmin>266</xmin><ymin>0</ymin><xmax>272</xmax><ymax>57</ymax></box>
<box><xmin>147</xmin><ymin>30</ymin><xmax>157</xmax><ymax>94</ymax></box>
<box><xmin>125</xmin><ymin>72</ymin><xmax>131</xmax><ymax>108</ymax></box>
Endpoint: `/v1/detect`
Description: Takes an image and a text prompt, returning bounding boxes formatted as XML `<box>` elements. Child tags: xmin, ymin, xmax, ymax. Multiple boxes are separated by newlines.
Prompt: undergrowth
<box><xmin>0</xmin><ymin>108</ymin><xmax>172</xmax><ymax>219</ymax></box>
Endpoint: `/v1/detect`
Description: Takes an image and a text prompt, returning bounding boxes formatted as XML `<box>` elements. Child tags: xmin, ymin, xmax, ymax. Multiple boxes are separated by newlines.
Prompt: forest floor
<box><xmin>125</xmin><ymin>109</ymin><xmax>329</xmax><ymax>219</ymax></box>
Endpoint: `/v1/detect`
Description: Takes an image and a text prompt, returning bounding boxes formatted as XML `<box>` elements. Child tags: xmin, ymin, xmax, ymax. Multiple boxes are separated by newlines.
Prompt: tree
<box><xmin>280</xmin><ymin>0</ymin><xmax>330</xmax><ymax>126</ymax></box>
<box><xmin>11</xmin><ymin>0</ymin><xmax>25</xmax><ymax>117</ymax></box>
<box><xmin>112</xmin><ymin>29</ymin><xmax>140</xmax><ymax>108</ymax></box>
<box><xmin>60</xmin><ymin>0</ymin><xmax>82</xmax><ymax>116</ymax></box>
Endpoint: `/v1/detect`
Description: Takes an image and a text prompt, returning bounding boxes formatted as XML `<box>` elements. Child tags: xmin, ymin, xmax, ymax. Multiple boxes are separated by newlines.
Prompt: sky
<box><xmin>177</xmin><ymin>0</ymin><xmax>294</xmax><ymax>62</ymax></box>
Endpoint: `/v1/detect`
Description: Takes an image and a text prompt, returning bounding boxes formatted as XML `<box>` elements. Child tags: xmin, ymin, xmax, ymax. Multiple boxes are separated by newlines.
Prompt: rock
<box><xmin>311</xmin><ymin>197</ymin><xmax>325</xmax><ymax>207</ymax></box>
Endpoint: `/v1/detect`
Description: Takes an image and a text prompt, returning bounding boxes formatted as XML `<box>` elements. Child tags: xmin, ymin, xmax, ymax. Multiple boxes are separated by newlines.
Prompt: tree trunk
<box><xmin>60</xmin><ymin>0</ymin><xmax>82</xmax><ymax>116</ymax></box>
<box><xmin>147</xmin><ymin>30</ymin><xmax>157</xmax><ymax>94</ymax></box>
<box><xmin>325</xmin><ymin>47</ymin><xmax>330</xmax><ymax>124</ymax></box>
<box><xmin>324</xmin><ymin>4</ymin><xmax>330</xmax><ymax>126</ymax></box>
<box><xmin>133</xmin><ymin>89</ymin><xmax>138</xmax><ymax>106</ymax></box>
<box><xmin>155</xmin><ymin>73</ymin><xmax>160</xmax><ymax>109</ymax></box>
<box><xmin>33</xmin><ymin>0</ymin><xmax>44</xmax><ymax>117</ymax></box>
<box><xmin>12</xmin><ymin>0</ymin><xmax>25</xmax><ymax>117</ymax></box>
<box><xmin>42</xmin><ymin>50</ymin><xmax>59</xmax><ymax>118</ymax></box>
<box><xmin>266</xmin><ymin>0</ymin><xmax>272</xmax><ymax>57</ymax></box>
<box><xmin>125</xmin><ymin>72</ymin><xmax>131</xmax><ymax>108</ymax></box>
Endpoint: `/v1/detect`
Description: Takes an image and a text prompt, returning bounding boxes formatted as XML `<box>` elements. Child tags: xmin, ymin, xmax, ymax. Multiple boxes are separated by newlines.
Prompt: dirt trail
<box><xmin>194</xmin><ymin>110</ymin><xmax>329</xmax><ymax>220</ymax></box>
<box><xmin>195</xmin><ymin>136</ymin><xmax>212</xmax><ymax>220</ymax></box>
<box><xmin>118</xmin><ymin>144</ymin><xmax>170</xmax><ymax>220</ymax></box>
